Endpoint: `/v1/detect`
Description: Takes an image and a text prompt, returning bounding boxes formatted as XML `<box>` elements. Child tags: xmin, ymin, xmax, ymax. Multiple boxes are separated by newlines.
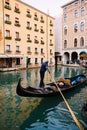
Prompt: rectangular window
<box><xmin>16</xmin><ymin>46</ymin><xmax>19</xmax><ymax>51</ymax></box>
<box><xmin>27</xmin><ymin>34</ymin><xmax>30</xmax><ymax>40</ymax></box>
<box><xmin>15</xmin><ymin>17</ymin><xmax>19</xmax><ymax>23</ymax></box>
<box><xmin>27</xmin><ymin>21</ymin><xmax>30</xmax><ymax>27</ymax></box>
<box><xmin>15</xmin><ymin>32</ymin><xmax>19</xmax><ymax>38</ymax></box>
<box><xmin>5</xmin><ymin>14</ymin><xmax>10</xmax><ymax>21</ymax></box>
<box><xmin>34</xmin><ymin>24</ymin><xmax>37</xmax><ymax>30</ymax></box>
<box><xmin>6</xmin><ymin>45</ymin><xmax>10</xmax><ymax>51</ymax></box>
<box><xmin>5</xmin><ymin>30</ymin><xmax>10</xmax><ymax>37</ymax></box>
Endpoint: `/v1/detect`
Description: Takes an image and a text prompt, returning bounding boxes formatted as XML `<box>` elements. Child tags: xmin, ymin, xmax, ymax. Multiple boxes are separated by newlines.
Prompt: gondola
<box><xmin>16</xmin><ymin>74</ymin><xmax>87</xmax><ymax>97</ymax></box>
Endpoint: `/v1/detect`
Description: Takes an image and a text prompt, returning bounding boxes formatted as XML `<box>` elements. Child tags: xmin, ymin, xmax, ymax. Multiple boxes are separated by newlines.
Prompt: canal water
<box><xmin>0</xmin><ymin>65</ymin><xmax>87</xmax><ymax>130</ymax></box>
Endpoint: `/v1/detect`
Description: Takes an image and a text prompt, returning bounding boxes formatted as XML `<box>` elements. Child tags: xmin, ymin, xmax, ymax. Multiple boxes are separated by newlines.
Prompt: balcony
<box><xmin>50</xmin><ymin>33</ymin><xmax>53</xmax><ymax>36</ymax></box>
<box><xmin>5</xmin><ymin>49</ymin><xmax>12</xmax><ymax>53</ymax></box>
<box><xmin>27</xmin><ymin>51</ymin><xmax>32</xmax><ymax>54</ymax></box>
<box><xmin>15</xmin><ymin>38</ymin><xmax>21</xmax><ymax>41</ymax></box>
<box><xmin>14</xmin><ymin>8</ymin><xmax>20</xmax><ymax>13</ymax></box>
<box><xmin>14</xmin><ymin>23</ymin><xmax>21</xmax><ymax>27</ymax></box>
<box><xmin>34</xmin><ymin>40</ymin><xmax>39</xmax><ymax>44</ymax></box>
<box><xmin>50</xmin><ymin>23</ymin><xmax>53</xmax><ymax>26</ymax></box>
<box><xmin>50</xmin><ymin>43</ymin><xmax>53</xmax><ymax>46</ymax></box>
<box><xmin>16</xmin><ymin>50</ymin><xmax>21</xmax><ymax>53</ymax></box>
<box><xmin>27</xmin><ymin>39</ymin><xmax>32</xmax><ymax>43</ymax></box>
<box><xmin>35</xmin><ymin>52</ymin><xmax>39</xmax><ymax>54</ymax></box>
<box><xmin>40</xmin><ymin>40</ymin><xmax>45</xmax><ymax>45</ymax></box>
<box><xmin>5</xmin><ymin>36</ymin><xmax>12</xmax><ymax>40</ymax></box>
<box><xmin>40</xmin><ymin>29</ymin><xmax>44</xmax><ymax>33</ymax></box>
<box><xmin>26</xmin><ymin>14</ymin><xmax>32</xmax><ymax>18</ymax></box>
<box><xmin>40</xmin><ymin>19</ymin><xmax>44</xmax><ymax>23</ymax></box>
<box><xmin>26</xmin><ymin>26</ymin><xmax>32</xmax><ymax>30</ymax></box>
<box><xmin>34</xmin><ymin>29</ymin><xmax>39</xmax><ymax>32</ymax></box>
<box><xmin>5</xmin><ymin>20</ymin><xmax>11</xmax><ymax>25</ymax></box>
<box><xmin>34</xmin><ymin>17</ymin><xmax>38</xmax><ymax>21</ymax></box>
<box><xmin>4</xmin><ymin>5</ymin><xmax>11</xmax><ymax>10</ymax></box>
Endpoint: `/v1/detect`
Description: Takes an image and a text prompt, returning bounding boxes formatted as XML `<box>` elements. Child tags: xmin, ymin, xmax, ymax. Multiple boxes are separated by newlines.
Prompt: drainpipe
<box><xmin>2</xmin><ymin>0</ymin><xmax>5</xmax><ymax>54</ymax></box>
<box><xmin>46</xmin><ymin>11</ymin><xmax>49</xmax><ymax>61</ymax></box>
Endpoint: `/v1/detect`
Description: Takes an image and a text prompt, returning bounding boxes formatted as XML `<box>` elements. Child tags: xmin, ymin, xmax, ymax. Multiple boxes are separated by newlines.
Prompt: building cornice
<box><xmin>61</xmin><ymin>0</ymin><xmax>77</xmax><ymax>8</ymax></box>
<box><xmin>15</xmin><ymin>0</ymin><xmax>55</xmax><ymax>19</ymax></box>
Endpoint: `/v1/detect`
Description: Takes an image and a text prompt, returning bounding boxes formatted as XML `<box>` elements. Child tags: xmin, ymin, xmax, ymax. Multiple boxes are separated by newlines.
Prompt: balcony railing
<box><xmin>50</xmin><ymin>43</ymin><xmax>53</xmax><ymax>46</ymax></box>
<box><xmin>5</xmin><ymin>50</ymin><xmax>12</xmax><ymax>53</ymax></box>
<box><xmin>15</xmin><ymin>38</ymin><xmax>21</xmax><ymax>41</ymax></box>
<box><xmin>49</xmin><ymin>23</ymin><xmax>53</xmax><ymax>26</ymax></box>
<box><xmin>34</xmin><ymin>29</ymin><xmax>39</xmax><ymax>32</ymax></box>
<box><xmin>27</xmin><ymin>39</ymin><xmax>32</xmax><ymax>43</ymax></box>
<box><xmin>34</xmin><ymin>17</ymin><xmax>38</xmax><ymax>21</ymax></box>
<box><xmin>27</xmin><ymin>51</ymin><xmax>32</xmax><ymax>54</ymax></box>
<box><xmin>14</xmin><ymin>23</ymin><xmax>21</xmax><ymax>27</ymax></box>
<box><xmin>26</xmin><ymin>14</ymin><xmax>32</xmax><ymax>18</ymax></box>
<box><xmin>40</xmin><ymin>19</ymin><xmax>44</xmax><ymax>23</ymax></box>
<box><xmin>40</xmin><ymin>29</ymin><xmax>44</xmax><ymax>33</ymax></box>
<box><xmin>34</xmin><ymin>40</ymin><xmax>39</xmax><ymax>44</ymax></box>
<box><xmin>40</xmin><ymin>40</ymin><xmax>45</xmax><ymax>44</ymax></box>
<box><xmin>35</xmin><ymin>52</ymin><xmax>39</xmax><ymax>54</ymax></box>
<box><xmin>50</xmin><ymin>33</ymin><xmax>53</xmax><ymax>36</ymax></box>
<box><xmin>16</xmin><ymin>50</ymin><xmax>21</xmax><ymax>53</ymax></box>
<box><xmin>14</xmin><ymin>8</ymin><xmax>20</xmax><ymax>13</ymax></box>
<box><xmin>5</xmin><ymin>20</ymin><xmax>11</xmax><ymax>24</ymax></box>
<box><xmin>4</xmin><ymin>5</ymin><xmax>11</xmax><ymax>10</ymax></box>
<box><xmin>26</xmin><ymin>26</ymin><xmax>32</xmax><ymax>30</ymax></box>
<box><xmin>5</xmin><ymin>36</ymin><xmax>12</xmax><ymax>40</ymax></box>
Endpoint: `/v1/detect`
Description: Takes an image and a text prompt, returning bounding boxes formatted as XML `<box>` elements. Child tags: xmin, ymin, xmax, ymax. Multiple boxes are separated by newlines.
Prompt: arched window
<box><xmin>75</xmin><ymin>10</ymin><xmax>78</xmax><ymax>18</ymax></box>
<box><xmin>81</xmin><ymin>0</ymin><xmax>85</xmax><ymax>4</ymax></box>
<box><xmin>64</xmin><ymin>14</ymin><xmax>68</xmax><ymax>21</ymax></box>
<box><xmin>80</xmin><ymin>37</ymin><xmax>84</xmax><ymax>46</ymax></box>
<box><xmin>74</xmin><ymin>23</ymin><xmax>78</xmax><ymax>32</ymax></box>
<box><xmin>64</xmin><ymin>26</ymin><xmax>67</xmax><ymax>35</ymax></box>
<box><xmin>74</xmin><ymin>38</ymin><xmax>77</xmax><ymax>47</ymax></box>
<box><xmin>80</xmin><ymin>21</ymin><xmax>84</xmax><ymax>31</ymax></box>
<box><xmin>81</xmin><ymin>7</ymin><xmax>85</xmax><ymax>16</ymax></box>
<box><xmin>64</xmin><ymin>40</ymin><xmax>67</xmax><ymax>48</ymax></box>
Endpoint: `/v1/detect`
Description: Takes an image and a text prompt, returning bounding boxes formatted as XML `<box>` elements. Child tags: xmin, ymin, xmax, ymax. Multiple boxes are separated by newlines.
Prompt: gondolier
<box><xmin>39</xmin><ymin>61</ymin><xmax>50</xmax><ymax>88</ymax></box>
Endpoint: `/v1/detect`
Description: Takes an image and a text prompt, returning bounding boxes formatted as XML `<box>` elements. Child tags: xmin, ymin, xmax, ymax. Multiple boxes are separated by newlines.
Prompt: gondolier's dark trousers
<box><xmin>39</xmin><ymin>71</ymin><xmax>45</xmax><ymax>87</ymax></box>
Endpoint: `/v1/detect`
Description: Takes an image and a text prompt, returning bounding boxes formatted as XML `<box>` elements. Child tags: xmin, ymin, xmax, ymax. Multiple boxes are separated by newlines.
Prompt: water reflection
<box><xmin>0</xmin><ymin>66</ymin><xmax>87</xmax><ymax>130</ymax></box>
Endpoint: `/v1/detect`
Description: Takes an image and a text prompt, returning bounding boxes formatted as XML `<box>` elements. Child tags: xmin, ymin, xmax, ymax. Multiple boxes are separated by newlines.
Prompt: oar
<box><xmin>49</xmin><ymin>72</ymin><xmax>84</xmax><ymax>130</ymax></box>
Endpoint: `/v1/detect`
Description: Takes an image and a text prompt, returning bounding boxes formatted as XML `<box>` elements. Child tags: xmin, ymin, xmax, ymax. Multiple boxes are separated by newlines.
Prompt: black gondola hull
<box><xmin>16</xmin><ymin>74</ymin><xmax>87</xmax><ymax>97</ymax></box>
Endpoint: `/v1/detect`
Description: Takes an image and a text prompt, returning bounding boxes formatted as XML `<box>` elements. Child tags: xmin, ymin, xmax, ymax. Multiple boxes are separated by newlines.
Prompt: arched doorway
<box><xmin>71</xmin><ymin>52</ymin><xmax>78</xmax><ymax>63</ymax></box>
<box><xmin>64</xmin><ymin>52</ymin><xmax>70</xmax><ymax>64</ymax></box>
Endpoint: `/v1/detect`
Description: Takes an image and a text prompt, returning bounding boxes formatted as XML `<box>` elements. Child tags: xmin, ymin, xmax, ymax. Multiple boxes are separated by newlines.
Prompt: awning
<box><xmin>0</xmin><ymin>54</ymin><xmax>8</xmax><ymax>58</ymax></box>
<box><xmin>0</xmin><ymin>54</ymin><xmax>24</xmax><ymax>58</ymax></box>
<box><xmin>7</xmin><ymin>54</ymin><xmax>23</xmax><ymax>58</ymax></box>
<box><xmin>80</xmin><ymin>51</ymin><xmax>87</xmax><ymax>55</ymax></box>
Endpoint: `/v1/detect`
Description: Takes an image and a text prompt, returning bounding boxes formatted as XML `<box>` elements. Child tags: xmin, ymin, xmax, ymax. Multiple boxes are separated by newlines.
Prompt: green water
<box><xmin>0</xmin><ymin>65</ymin><xmax>87</xmax><ymax>130</ymax></box>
